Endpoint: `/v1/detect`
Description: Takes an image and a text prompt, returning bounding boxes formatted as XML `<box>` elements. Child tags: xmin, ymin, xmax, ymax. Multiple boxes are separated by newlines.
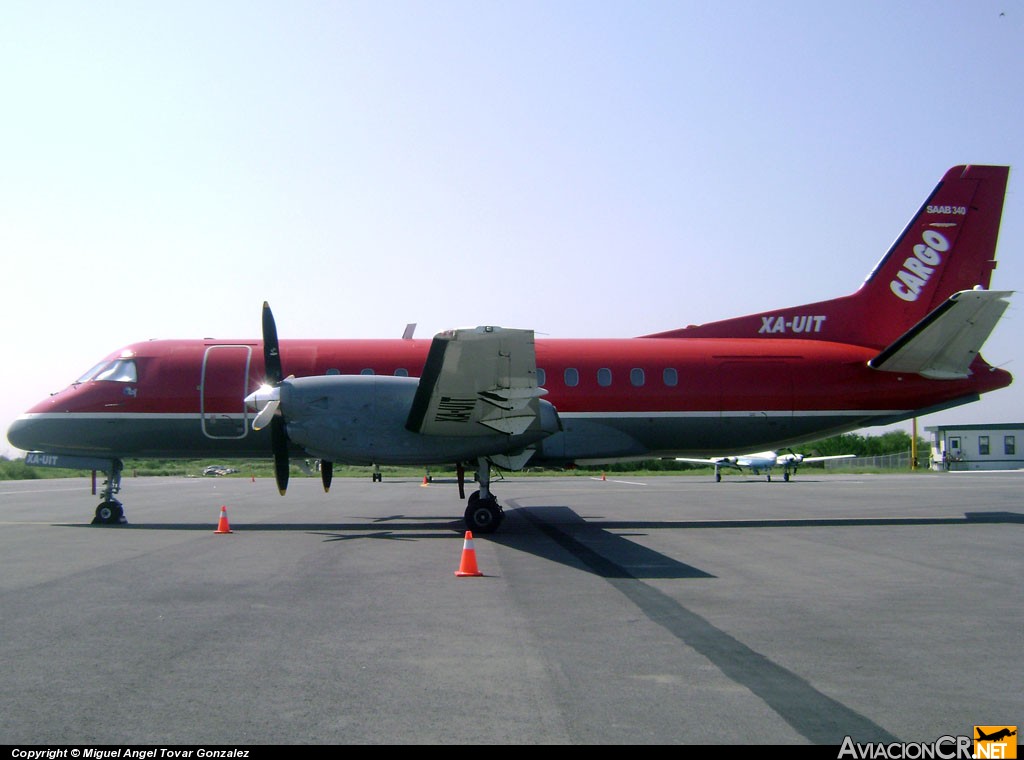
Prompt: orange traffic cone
<box><xmin>454</xmin><ymin>531</ymin><xmax>483</xmax><ymax>577</ymax></box>
<box><xmin>422</xmin><ymin>475</ymin><xmax>429</xmax><ymax>486</ymax></box>
<box><xmin>601</xmin><ymin>472</ymin><xmax>606</xmax><ymax>481</ymax></box>
<box><xmin>215</xmin><ymin>505</ymin><xmax>233</xmax><ymax>534</ymax></box>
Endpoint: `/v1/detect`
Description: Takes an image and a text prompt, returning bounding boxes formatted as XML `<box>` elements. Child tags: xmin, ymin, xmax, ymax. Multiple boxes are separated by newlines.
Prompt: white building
<box><xmin>924</xmin><ymin>423</ymin><xmax>1024</xmax><ymax>471</ymax></box>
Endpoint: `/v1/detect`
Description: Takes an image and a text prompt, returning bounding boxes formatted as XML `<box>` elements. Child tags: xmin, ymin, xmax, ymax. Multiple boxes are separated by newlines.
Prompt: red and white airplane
<box><xmin>7</xmin><ymin>165</ymin><xmax>1015</xmax><ymax>533</ymax></box>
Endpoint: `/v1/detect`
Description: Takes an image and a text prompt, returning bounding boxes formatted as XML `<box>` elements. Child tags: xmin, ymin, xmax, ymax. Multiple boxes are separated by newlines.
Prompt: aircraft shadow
<box><xmin>53</xmin><ymin>506</ymin><xmax>1021</xmax><ymax>582</ymax></box>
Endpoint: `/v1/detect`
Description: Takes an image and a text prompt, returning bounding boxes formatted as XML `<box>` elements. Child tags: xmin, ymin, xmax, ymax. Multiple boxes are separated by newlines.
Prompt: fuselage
<box><xmin>8</xmin><ymin>335</ymin><xmax>1012</xmax><ymax>466</ymax></box>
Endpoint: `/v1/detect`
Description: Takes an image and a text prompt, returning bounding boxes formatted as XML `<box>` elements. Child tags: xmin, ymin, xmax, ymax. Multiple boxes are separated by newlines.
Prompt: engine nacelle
<box><xmin>278</xmin><ymin>374</ymin><xmax>559</xmax><ymax>466</ymax></box>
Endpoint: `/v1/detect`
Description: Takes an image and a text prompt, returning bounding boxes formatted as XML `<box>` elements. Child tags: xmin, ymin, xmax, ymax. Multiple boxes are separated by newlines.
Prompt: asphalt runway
<box><xmin>0</xmin><ymin>471</ymin><xmax>1020</xmax><ymax>746</ymax></box>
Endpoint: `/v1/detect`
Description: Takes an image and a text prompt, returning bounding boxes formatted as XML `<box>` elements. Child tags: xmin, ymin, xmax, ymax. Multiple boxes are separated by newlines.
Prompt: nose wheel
<box><xmin>91</xmin><ymin>459</ymin><xmax>127</xmax><ymax>525</ymax></box>
<box><xmin>93</xmin><ymin>499</ymin><xmax>125</xmax><ymax>525</ymax></box>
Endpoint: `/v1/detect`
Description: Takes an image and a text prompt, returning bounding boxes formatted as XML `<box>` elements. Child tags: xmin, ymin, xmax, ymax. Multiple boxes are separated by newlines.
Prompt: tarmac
<box><xmin>0</xmin><ymin>470</ymin><xmax>1020</xmax><ymax>745</ymax></box>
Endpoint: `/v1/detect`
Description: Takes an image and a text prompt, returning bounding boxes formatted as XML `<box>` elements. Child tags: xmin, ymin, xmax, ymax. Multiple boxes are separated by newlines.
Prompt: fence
<box><xmin>823</xmin><ymin>450</ymin><xmax>915</xmax><ymax>471</ymax></box>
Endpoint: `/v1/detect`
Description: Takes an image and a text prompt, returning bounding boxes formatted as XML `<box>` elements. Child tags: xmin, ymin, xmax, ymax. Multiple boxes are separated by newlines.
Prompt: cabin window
<box><xmin>630</xmin><ymin>368</ymin><xmax>645</xmax><ymax>387</ymax></box>
<box><xmin>564</xmin><ymin>368</ymin><xmax>579</xmax><ymax>387</ymax></box>
<box><xmin>597</xmin><ymin>368</ymin><xmax>612</xmax><ymax>387</ymax></box>
<box><xmin>326</xmin><ymin>368</ymin><xmax>340</xmax><ymax>375</ymax></box>
<box><xmin>663</xmin><ymin>368</ymin><xmax>678</xmax><ymax>387</ymax></box>
<box><xmin>360</xmin><ymin>368</ymin><xmax>375</xmax><ymax>375</ymax></box>
<box><xmin>978</xmin><ymin>436</ymin><xmax>990</xmax><ymax>456</ymax></box>
<box><xmin>90</xmin><ymin>359</ymin><xmax>138</xmax><ymax>383</ymax></box>
<box><xmin>1005</xmin><ymin>436</ymin><xmax>1015</xmax><ymax>456</ymax></box>
<box><xmin>537</xmin><ymin>368</ymin><xmax>546</xmax><ymax>386</ymax></box>
<box><xmin>394</xmin><ymin>368</ymin><xmax>409</xmax><ymax>377</ymax></box>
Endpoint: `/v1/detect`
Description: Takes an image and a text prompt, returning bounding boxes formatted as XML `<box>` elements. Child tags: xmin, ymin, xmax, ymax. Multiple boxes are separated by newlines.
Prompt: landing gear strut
<box><xmin>463</xmin><ymin>457</ymin><xmax>503</xmax><ymax>534</ymax></box>
<box><xmin>92</xmin><ymin>459</ymin><xmax>127</xmax><ymax>525</ymax></box>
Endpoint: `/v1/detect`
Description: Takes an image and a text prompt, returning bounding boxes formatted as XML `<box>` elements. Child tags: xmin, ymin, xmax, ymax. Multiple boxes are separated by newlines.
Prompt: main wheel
<box><xmin>464</xmin><ymin>498</ymin><xmax>503</xmax><ymax>534</ymax></box>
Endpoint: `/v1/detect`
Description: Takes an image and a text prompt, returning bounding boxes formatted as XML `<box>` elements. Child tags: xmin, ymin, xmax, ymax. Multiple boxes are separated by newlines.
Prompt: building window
<box><xmin>564</xmin><ymin>368</ymin><xmax>579</xmax><ymax>387</ymax></box>
<box><xmin>630</xmin><ymin>368</ymin><xmax>645</xmax><ymax>387</ymax></box>
<box><xmin>978</xmin><ymin>436</ymin><xmax>990</xmax><ymax>456</ymax></box>
<box><xmin>663</xmin><ymin>368</ymin><xmax>678</xmax><ymax>387</ymax></box>
<box><xmin>1005</xmin><ymin>435</ymin><xmax>1015</xmax><ymax>456</ymax></box>
<box><xmin>597</xmin><ymin>368</ymin><xmax>612</xmax><ymax>387</ymax></box>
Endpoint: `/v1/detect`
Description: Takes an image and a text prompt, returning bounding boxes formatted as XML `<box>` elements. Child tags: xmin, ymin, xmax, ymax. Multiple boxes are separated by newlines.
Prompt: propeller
<box><xmin>783</xmin><ymin>447</ymin><xmax>806</xmax><ymax>463</ymax></box>
<box><xmin>243</xmin><ymin>302</ymin><xmax>290</xmax><ymax>495</ymax></box>
<box><xmin>243</xmin><ymin>302</ymin><xmax>334</xmax><ymax>495</ymax></box>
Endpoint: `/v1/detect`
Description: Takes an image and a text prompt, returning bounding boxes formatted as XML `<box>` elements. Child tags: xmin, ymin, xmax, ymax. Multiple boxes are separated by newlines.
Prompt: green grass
<box><xmin>0</xmin><ymin>456</ymin><xmax>923</xmax><ymax>481</ymax></box>
<box><xmin>3</xmin><ymin>431</ymin><xmax>925</xmax><ymax>480</ymax></box>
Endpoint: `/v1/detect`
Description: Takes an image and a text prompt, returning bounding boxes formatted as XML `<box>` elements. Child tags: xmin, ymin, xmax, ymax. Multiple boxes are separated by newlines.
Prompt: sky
<box><xmin>2</xmin><ymin>1</ymin><xmax>1023</xmax><ymax>457</ymax></box>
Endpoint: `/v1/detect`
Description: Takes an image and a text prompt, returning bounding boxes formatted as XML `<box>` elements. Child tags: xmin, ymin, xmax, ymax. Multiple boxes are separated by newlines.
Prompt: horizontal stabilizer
<box><xmin>868</xmin><ymin>290</ymin><xmax>1012</xmax><ymax>378</ymax></box>
<box><xmin>406</xmin><ymin>326</ymin><xmax>548</xmax><ymax>437</ymax></box>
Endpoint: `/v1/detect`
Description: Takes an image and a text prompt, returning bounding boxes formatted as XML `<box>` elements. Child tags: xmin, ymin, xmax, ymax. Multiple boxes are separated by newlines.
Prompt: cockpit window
<box><xmin>75</xmin><ymin>361</ymin><xmax>110</xmax><ymax>384</ymax></box>
<box><xmin>78</xmin><ymin>359</ymin><xmax>138</xmax><ymax>384</ymax></box>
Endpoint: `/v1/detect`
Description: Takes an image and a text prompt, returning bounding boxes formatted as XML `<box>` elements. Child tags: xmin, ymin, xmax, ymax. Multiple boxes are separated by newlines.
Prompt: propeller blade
<box><xmin>270</xmin><ymin>416</ymin><xmax>289</xmax><ymax>495</ymax></box>
<box><xmin>321</xmin><ymin>460</ymin><xmax>333</xmax><ymax>492</ymax></box>
<box><xmin>257</xmin><ymin>302</ymin><xmax>289</xmax><ymax>493</ymax></box>
<box><xmin>262</xmin><ymin>301</ymin><xmax>282</xmax><ymax>385</ymax></box>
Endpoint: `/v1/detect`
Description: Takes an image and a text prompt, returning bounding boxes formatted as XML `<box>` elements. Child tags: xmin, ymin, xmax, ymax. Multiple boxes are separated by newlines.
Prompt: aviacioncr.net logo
<box><xmin>838</xmin><ymin>735</ymin><xmax>972</xmax><ymax>759</ymax></box>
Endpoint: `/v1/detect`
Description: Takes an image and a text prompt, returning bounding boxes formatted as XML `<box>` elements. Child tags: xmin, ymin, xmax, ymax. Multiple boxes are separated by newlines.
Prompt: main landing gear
<box><xmin>92</xmin><ymin>459</ymin><xmax>127</xmax><ymax>525</ymax></box>
<box><xmin>463</xmin><ymin>457</ymin><xmax>504</xmax><ymax>534</ymax></box>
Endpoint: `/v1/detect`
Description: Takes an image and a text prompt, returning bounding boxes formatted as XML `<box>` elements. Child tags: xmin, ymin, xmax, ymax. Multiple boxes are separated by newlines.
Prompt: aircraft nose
<box><xmin>6</xmin><ymin>416</ymin><xmax>36</xmax><ymax>451</ymax></box>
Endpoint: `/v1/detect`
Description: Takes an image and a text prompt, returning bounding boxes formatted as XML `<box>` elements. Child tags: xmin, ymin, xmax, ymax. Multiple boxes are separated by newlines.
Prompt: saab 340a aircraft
<box><xmin>7</xmin><ymin>165</ymin><xmax>1015</xmax><ymax>533</ymax></box>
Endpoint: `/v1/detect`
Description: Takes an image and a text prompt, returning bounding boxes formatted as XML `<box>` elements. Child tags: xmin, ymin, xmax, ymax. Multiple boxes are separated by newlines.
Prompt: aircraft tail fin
<box><xmin>645</xmin><ymin>165</ymin><xmax>1010</xmax><ymax>349</ymax></box>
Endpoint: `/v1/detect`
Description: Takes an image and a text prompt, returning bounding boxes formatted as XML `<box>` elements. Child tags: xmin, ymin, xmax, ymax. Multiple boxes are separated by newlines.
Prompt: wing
<box><xmin>800</xmin><ymin>454</ymin><xmax>857</xmax><ymax>463</ymax></box>
<box><xmin>676</xmin><ymin>457</ymin><xmax>742</xmax><ymax>470</ymax></box>
<box><xmin>405</xmin><ymin>326</ymin><xmax>548</xmax><ymax>437</ymax></box>
<box><xmin>868</xmin><ymin>289</ymin><xmax>1012</xmax><ymax>379</ymax></box>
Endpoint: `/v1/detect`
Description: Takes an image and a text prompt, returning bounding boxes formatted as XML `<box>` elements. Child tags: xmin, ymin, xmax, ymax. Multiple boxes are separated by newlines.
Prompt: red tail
<box><xmin>646</xmin><ymin>165</ymin><xmax>1010</xmax><ymax>349</ymax></box>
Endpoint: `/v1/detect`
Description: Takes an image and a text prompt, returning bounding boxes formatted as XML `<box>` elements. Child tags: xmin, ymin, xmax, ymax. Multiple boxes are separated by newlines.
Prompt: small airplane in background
<box><xmin>6</xmin><ymin>165</ymin><xmax>1016</xmax><ymax>533</ymax></box>
<box><xmin>676</xmin><ymin>450</ymin><xmax>857</xmax><ymax>482</ymax></box>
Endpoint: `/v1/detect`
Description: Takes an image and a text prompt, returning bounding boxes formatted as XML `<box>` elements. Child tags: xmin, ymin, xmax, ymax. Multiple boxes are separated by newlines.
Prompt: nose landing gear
<box><xmin>91</xmin><ymin>459</ymin><xmax>127</xmax><ymax>525</ymax></box>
